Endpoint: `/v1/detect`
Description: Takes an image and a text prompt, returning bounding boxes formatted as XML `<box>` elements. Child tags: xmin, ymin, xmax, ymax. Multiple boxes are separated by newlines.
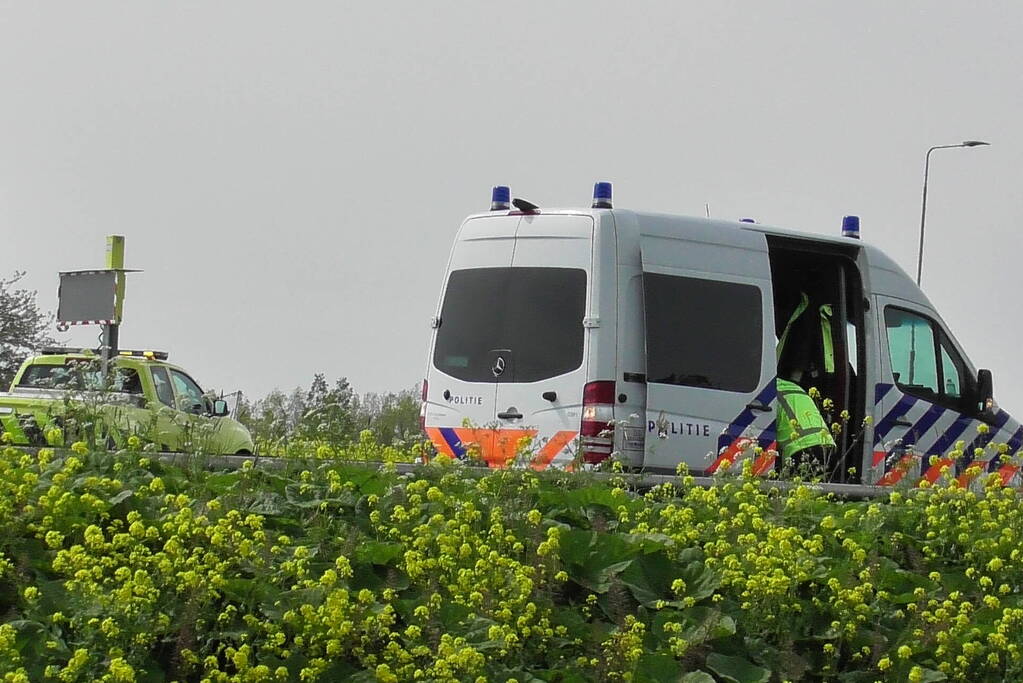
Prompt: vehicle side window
<box><xmin>884</xmin><ymin>307</ymin><xmax>970</xmax><ymax>410</ymax></box>
<box><xmin>18</xmin><ymin>365</ymin><xmax>72</xmax><ymax>388</ymax></box>
<box><xmin>940</xmin><ymin>345</ymin><xmax>961</xmax><ymax>398</ymax></box>
<box><xmin>170</xmin><ymin>370</ymin><xmax>205</xmax><ymax>414</ymax></box>
<box><xmin>885</xmin><ymin>308</ymin><xmax>938</xmax><ymax>395</ymax></box>
<box><xmin>19</xmin><ymin>362</ymin><xmax>141</xmax><ymax>393</ymax></box>
<box><xmin>111</xmin><ymin>368</ymin><xmax>143</xmax><ymax>395</ymax></box>
<box><xmin>644</xmin><ymin>274</ymin><xmax>763</xmax><ymax>393</ymax></box>
<box><xmin>150</xmin><ymin>367</ymin><xmax>176</xmax><ymax>408</ymax></box>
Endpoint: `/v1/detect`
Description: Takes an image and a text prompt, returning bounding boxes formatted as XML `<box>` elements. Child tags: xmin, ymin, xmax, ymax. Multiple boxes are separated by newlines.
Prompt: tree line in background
<box><xmin>234</xmin><ymin>373</ymin><xmax>421</xmax><ymax>450</ymax></box>
<box><xmin>0</xmin><ymin>272</ymin><xmax>54</xmax><ymax>388</ymax></box>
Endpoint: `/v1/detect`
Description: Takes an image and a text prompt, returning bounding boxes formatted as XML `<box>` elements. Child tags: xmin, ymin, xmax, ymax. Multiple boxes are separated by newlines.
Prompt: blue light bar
<box><xmin>739</xmin><ymin>218</ymin><xmax>756</xmax><ymax>223</ymax></box>
<box><xmin>842</xmin><ymin>215</ymin><xmax>860</xmax><ymax>239</ymax></box>
<box><xmin>592</xmin><ymin>181</ymin><xmax>612</xmax><ymax>209</ymax></box>
<box><xmin>491</xmin><ymin>186</ymin><xmax>511</xmax><ymax>211</ymax></box>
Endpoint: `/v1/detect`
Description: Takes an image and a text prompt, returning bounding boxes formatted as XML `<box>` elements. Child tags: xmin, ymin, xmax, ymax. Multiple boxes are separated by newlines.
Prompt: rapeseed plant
<box><xmin>1</xmin><ymin>439</ymin><xmax>1023</xmax><ymax>681</ymax></box>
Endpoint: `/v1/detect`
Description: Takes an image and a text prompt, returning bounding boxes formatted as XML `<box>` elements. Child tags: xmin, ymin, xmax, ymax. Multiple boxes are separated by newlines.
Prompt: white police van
<box><xmin>422</xmin><ymin>183</ymin><xmax>1020</xmax><ymax>487</ymax></box>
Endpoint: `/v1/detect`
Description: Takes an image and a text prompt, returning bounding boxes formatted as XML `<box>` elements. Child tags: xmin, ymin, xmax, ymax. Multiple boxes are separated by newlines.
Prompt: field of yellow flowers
<box><xmin>1</xmin><ymin>441</ymin><xmax>1022</xmax><ymax>683</ymax></box>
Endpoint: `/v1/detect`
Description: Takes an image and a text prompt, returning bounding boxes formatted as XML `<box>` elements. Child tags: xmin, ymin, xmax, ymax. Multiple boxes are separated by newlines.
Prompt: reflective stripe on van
<box><xmin>872</xmin><ymin>382</ymin><xmax>1023</xmax><ymax>486</ymax></box>
<box><xmin>425</xmin><ymin>427</ymin><xmax>578</xmax><ymax>471</ymax></box>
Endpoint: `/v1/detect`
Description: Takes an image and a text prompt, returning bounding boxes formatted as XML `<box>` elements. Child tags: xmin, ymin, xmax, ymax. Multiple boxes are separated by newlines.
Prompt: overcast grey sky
<box><xmin>3</xmin><ymin>2</ymin><xmax>1022</xmax><ymax>409</ymax></box>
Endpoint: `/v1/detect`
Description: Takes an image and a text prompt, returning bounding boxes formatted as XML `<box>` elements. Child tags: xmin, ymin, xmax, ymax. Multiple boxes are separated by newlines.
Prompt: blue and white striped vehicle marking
<box><xmin>960</xmin><ymin>409</ymin><xmax>1010</xmax><ymax>469</ymax></box>
<box><xmin>872</xmin><ymin>383</ymin><xmax>1023</xmax><ymax>484</ymax></box>
<box><xmin>716</xmin><ymin>381</ymin><xmax>777</xmax><ymax>454</ymax></box>
<box><xmin>439</xmin><ymin>427</ymin><xmax>468</xmax><ymax>460</ymax></box>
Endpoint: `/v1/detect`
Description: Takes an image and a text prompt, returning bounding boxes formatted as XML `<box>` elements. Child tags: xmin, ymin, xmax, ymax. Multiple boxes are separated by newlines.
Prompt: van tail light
<box><xmin>419</xmin><ymin>379</ymin><xmax>428</xmax><ymax>434</ymax></box>
<box><xmin>581</xmin><ymin>380</ymin><xmax>615</xmax><ymax>464</ymax></box>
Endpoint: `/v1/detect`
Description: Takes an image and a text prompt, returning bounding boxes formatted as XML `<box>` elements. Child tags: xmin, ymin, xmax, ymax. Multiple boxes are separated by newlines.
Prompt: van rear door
<box><xmin>491</xmin><ymin>214</ymin><xmax>594</xmax><ymax>469</ymax></box>
<box><xmin>427</xmin><ymin>213</ymin><xmax>594</xmax><ymax>468</ymax></box>
<box><xmin>426</xmin><ymin>216</ymin><xmax>519</xmax><ymax>457</ymax></box>
<box><xmin>640</xmin><ymin>222</ymin><xmax>777</xmax><ymax>474</ymax></box>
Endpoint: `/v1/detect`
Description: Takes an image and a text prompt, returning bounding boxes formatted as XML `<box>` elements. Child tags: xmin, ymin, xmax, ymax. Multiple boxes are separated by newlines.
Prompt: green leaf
<box><xmin>247</xmin><ymin>491</ymin><xmax>286</xmax><ymax>515</ymax></box>
<box><xmin>559</xmin><ymin>529</ymin><xmax>638</xmax><ymax>593</ymax></box>
<box><xmin>620</xmin><ymin>550</ymin><xmax>676</xmax><ymax>606</ymax></box>
<box><xmin>911</xmin><ymin>667</ymin><xmax>947</xmax><ymax>682</ymax></box>
<box><xmin>620</xmin><ymin>532</ymin><xmax>675</xmax><ymax>552</ymax></box>
<box><xmin>135</xmin><ymin>663</ymin><xmax>167</xmax><ymax>683</ymax></box>
<box><xmin>679</xmin><ymin>673</ymin><xmax>716</xmax><ymax>683</ymax></box>
<box><xmin>580</xmin><ymin>560</ymin><xmax>635</xmax><ymax>594</ymax></box>
<box><xmin>438</xmin><ymin>600</ymin><xmax>472</xmax><ymax>631</ymax></box>
<box><xmin>533</xmin><ymin>670</ymin><xmax>589</xmax><ymax>683</ymax></box>
<box><xmin>558</xmin><ymin>528</ymin><xmax>597</xmax><ymax>567</ymax></box>
<box><xmin>540</xmin><ymin>484</ymin><xmax>637</xmax><ymax>514</ymax></box>
<box><xmin>107</xmin><ymin>489</ymin><xmax>134</xmax><ymax>505</ymax></box>
<box><xmin>7</xmin><ymin>619</ymin><xmax>47</xmax><ymax>654</ymax></box>
<box><xmin>355</xmin><ymin>541</ymin><xmax>405</xmax><ymax>566</ymax></box>
<box><xmin>681</xmin><ymin>607</ymin><xmax>736</xmax><ymax>644</ymax></box>
<box><xmin>336</xmin><ymin>466</ymin><xmax>389</xmax><ymax>496</ymax></box>
<box><xmin>676</xmin><ymin>554</ymin><xmax>721</xmax><ymax>602</ymax></box>
<box><xmin>634</xmin><ymin>653</ymin><xmax>682</xmax><ymax>682</ymax></box>
<box><xmin>221</xmin><ymin>577</ymin><xmax>274</xmax><ymax>607</ymax></box>
<box><xmin>836</xmin><ymin>672</ymin><xmax>885</xmax><ymax>683</ymax></box>
<box><xmin>706</xmin><ymin>653</ymin><xmax>771</xmax><ymax>683</ymax></box>
<box><xmin>204</xmin><ymin>471</ymin><xmax>240</xmax><ymax>494</ymax></box>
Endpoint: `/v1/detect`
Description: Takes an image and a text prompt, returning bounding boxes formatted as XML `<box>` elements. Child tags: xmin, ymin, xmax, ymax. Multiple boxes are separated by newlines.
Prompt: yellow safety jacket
<box><xmin>775</xmin><ymin>379</ymin><xmax>835</xmax><ymax>458</ymax></box>
<box><xmin>777</xmin><ymin>293</ymin><xmax>834</xmax><ymax>374</ymax></box>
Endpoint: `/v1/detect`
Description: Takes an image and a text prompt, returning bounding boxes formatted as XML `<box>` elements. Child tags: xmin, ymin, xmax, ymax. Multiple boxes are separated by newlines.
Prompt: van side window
<box><xmin>644</xmin><ymin>274</ymin><xmax>762</xmax><ymax>393</ymax></box>
<box><xmin>940</xmin><ymin>344</ymin><xmax>962</xmax><ymax>398</ymax></box>
<box><xmin>884</xmin><ymin>307</ymin><xmax>969</xmax><ymax>410</ymax></box>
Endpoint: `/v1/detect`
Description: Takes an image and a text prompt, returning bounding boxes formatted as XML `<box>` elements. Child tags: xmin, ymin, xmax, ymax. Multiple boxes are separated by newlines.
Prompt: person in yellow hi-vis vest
<box><xmin>776</xmin><ymin>292</ymin><xmax>835</xmax><ymax>468</ymax></box>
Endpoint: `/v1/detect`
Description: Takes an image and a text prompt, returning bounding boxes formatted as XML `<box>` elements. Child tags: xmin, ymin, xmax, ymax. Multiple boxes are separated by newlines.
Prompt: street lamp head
<box><xmin>917</xmin><ymin>139</ymin><xmax>991</xmax><ymax>286</ymax></box>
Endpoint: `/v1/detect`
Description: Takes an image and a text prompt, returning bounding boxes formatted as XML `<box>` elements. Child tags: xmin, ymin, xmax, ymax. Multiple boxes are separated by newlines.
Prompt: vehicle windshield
<box><xmin>432</xmin><ymin>267</ymin><xmax>586</xmax><ymax>383</ymax></box>
<box><xmin>17</xmin><ymin>361</ymin><xmax>143</xmax><ymax>394</ymax></box>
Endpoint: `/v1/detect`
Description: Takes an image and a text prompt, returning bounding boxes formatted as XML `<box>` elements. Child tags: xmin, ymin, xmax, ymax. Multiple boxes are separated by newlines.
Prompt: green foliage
<box><xmin>1</xmin><ymin>443</ymin><xmax>1023</xmax><ymax>681</ymax></box>
<box><xmin>0</xmin><ymin>272</ymin><xmax>55</xmax><ymax>388</ymax></box>
<box><xmin>236</xmin><ymin>376</ymin><xmax>420</xmax><ymax>455</ymax></box>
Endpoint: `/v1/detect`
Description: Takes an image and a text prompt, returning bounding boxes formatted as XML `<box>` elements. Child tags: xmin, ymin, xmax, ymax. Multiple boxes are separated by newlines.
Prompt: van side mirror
<box><xmin>977</xmin><ymin>369</ymin><xmax>995</xmax><ymax>415</ymax></box>
<box><xmin>212</xmin><ymin>399</ymin><xmax>229</xmax><ymax>417</ymax></box>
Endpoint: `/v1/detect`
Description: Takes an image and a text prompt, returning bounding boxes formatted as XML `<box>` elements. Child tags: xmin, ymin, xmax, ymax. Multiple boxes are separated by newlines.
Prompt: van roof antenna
<box><xmin>705</xmin><ymin>203</ymin><xmax>711</xmax><ymax>218</ymax></box>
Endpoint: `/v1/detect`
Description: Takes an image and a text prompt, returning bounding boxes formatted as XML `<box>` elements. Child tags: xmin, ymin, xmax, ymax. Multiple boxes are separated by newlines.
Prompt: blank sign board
<box><xmin>58</xmin><ymin>270</ymin><xmax>117</xmax><ymax>324</ymax></box>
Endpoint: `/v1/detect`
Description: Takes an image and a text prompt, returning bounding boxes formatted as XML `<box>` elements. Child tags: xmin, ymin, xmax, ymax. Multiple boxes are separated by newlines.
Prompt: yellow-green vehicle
<box><xmin>0</xmin><ymin>348</ymin><xmax>254</xmax><ymax>454</ymax></box>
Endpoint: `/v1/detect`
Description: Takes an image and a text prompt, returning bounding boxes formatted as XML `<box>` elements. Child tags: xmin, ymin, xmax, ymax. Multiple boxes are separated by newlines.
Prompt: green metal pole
<box><xmin>103</xmin><ymin>236</ymin><xmax>125</xmax><ymax>375</ymax></box>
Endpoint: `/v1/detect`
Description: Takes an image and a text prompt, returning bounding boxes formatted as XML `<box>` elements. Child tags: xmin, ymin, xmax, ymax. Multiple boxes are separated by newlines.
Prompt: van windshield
<box><xmin>433</xmin><ymin>267</ymin><xmax>586</xmax><ymax>383</ymax></box>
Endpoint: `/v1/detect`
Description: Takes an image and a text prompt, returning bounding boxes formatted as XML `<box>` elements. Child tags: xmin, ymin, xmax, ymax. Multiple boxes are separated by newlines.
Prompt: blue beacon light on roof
<box><xmin>592</xmin><ymin>182</ymin><xmax>613</xmax><ymax>209</ymax></box>
<box><xmin>842</xmin><ymin>215</ymin><xmax>860</xmax><ymax>239</ymax></box>
<box><xmin>490</xmin><ymin>186</ymin><xmax>511</xmax><ymax>211</ymax></box>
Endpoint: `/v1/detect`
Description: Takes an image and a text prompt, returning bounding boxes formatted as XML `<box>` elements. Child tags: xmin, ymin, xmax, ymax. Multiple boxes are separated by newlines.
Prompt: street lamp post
<box><xmin>916</xmin><ymin>140</ymin><xmax>990</xmax><ymax>286</ymax></box>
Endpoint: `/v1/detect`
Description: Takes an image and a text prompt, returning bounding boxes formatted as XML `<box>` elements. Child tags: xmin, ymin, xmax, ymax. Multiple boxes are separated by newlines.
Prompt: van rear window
<box><xmin>433</xmin><ymin>267</ymin><xmax>586</xmax><ymax>383</ymax></box>
<box><xmin>644</xmin><ymin>274</ymin><xmax>762</xmax><ymax>393</ymax></box>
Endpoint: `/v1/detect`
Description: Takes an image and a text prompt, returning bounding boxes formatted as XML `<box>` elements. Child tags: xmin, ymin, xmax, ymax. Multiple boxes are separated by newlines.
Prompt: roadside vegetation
<box><xmin>234</xmin><ymin>374</ymin><xmax>420</xmax><ymax>459</ymax></box>
<box><xmin>1</xmin><ymin>437</ymin><xmax>1022</xmax><ymax>682</ymax></box>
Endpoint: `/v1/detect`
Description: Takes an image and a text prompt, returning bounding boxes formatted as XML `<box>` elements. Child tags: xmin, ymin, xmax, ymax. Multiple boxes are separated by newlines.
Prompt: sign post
<box><xmin>103</xmin><ymin>236</ymin><xmax>126</xmax><ymax>375</ymax></box>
